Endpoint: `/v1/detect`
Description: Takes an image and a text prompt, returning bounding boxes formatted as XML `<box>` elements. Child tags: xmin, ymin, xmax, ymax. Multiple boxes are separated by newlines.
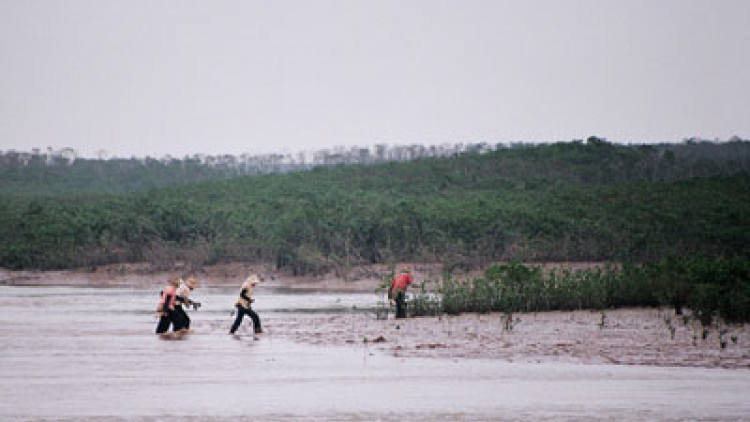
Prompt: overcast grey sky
<box><xmin>1</xmin><ymin>1</ymin><xmax>748</xmax><ymax>158</ymax></box>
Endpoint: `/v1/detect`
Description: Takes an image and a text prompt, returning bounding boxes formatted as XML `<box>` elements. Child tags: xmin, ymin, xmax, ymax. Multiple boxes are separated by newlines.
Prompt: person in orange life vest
<box><xmin>155</xmin><ymin>277</ymin><xmax>180</xmax><ymax>334</ymax></box>
<box><xmin>389</xmin><ymin>268</ymin><xmax>415</xmax><ymax>319</ymax></box>
<box><xmin>229</xmin><ymin>274</ymin><xmax>263</xmax><ymax>334</ymax></box>
<box><xmin>173</xmin><ymin>277</ymin><xmax>201</xmax><ymax>333</ymax></box>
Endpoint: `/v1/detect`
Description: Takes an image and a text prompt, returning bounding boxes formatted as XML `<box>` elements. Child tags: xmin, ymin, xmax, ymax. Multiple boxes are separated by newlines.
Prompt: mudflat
<box><xmin>1</xmin><ymin>284</ymin><xmax>749</xmax><ymax>421</ymax></box>
<box><xmin>273</xmin><ymin>308</ymin><xmax>750</xmax><ymax>369</ymax></box>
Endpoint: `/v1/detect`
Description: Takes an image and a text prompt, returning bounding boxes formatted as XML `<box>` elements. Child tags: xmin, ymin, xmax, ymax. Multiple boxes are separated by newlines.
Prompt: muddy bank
<box><xmin>267</xmin><ymin>308</ymin><xmax>750</xmax><ymax>370</ymax></box>
<box><xmin>0</xmin><ymin>260</ymin><xmax>608</xmax><ymax>291</ymax></box>
<box><xmin>0</xmin><ymin>261</ymin><xmax>407</xmax><ymax>290</ymax></box>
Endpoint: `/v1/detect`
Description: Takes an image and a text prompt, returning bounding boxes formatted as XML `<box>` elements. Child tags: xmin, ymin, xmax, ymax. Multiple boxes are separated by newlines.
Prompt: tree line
<box><xmin>0</xmin><ymin>139</ymin><xmax>748</xmax><ymax>276</ymax></box>
<box><xmin>0</xmin><ymin>142</ymin><xmax>497</xmax><ymax>196</ymax></box>
<box><xmin>2</xmin><ymin>137</ymin><xmax>748</xmax><ymax>196</ymax></box>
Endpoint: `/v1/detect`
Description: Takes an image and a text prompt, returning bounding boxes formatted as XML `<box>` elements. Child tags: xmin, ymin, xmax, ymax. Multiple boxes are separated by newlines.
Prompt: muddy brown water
<box><xmin>1</xmin><ymin>286</ymin><xmax>749</xmax><ymax>422</ymax></box>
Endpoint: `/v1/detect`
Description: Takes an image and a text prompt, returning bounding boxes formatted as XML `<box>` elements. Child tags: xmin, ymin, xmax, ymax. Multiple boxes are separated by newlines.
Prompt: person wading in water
<box><xmin>155</xmin><ymin>277</ymin><xmax>180</xmax><ymax>335</ymax></box>
<box><xmin>229</xmin><ymin>273</ymin><xmax>263</xmax><ymax>335</ymax></box>
<box><xmin>174</xmin><ymin>277</ymin><xmax>201</xmax><ymax>333</ymax></box>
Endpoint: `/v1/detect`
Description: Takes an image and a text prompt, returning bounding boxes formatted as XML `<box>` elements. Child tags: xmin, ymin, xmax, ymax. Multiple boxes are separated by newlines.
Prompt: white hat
<box><xmin>246</xmin><ymin>274</ymin><xmax>260</xmax><ymax>285</ymax></box>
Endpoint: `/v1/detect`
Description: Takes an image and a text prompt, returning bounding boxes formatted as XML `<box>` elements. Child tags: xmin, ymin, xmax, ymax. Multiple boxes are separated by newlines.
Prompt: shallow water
<box><xmin>1</xmin><ymin>286</ymin><xmax>749</xmax><ymax>422</ymax></box>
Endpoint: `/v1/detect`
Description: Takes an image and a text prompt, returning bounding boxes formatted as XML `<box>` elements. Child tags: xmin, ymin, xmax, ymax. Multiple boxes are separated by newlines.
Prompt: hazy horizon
<box><xmin>2</xmin><ymin>136</ymin><xmax>748</xmax><ymax>161</ymax></box>
<box><xmin>2</xmin><ymin>1</ymin><xmax>749</xmax><ymax>158</ymax></box>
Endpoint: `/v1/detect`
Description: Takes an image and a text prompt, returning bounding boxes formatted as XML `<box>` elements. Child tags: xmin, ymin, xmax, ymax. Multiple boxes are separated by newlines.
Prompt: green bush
<box><xmin>434</xmin><ymin>257</ymin><xmax>750</xmax><ymax>323</ymax></box>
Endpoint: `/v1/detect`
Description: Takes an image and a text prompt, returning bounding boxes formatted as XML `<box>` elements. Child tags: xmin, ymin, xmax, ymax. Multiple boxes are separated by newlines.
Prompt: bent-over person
<box><xmin>389</xmin><ymin>268</ymin><xmax>415</xmax><ymax>319</ymax></box>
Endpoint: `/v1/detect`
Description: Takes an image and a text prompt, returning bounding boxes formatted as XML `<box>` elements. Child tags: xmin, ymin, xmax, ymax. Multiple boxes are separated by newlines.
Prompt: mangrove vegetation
<box><xmin>1</xmin><ymin>138</ymin><xmax>749</xmax><ymax>323</ymax></box>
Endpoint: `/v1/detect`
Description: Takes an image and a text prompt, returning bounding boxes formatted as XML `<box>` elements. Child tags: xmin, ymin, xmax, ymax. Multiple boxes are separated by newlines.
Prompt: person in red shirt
<box><xmin>389</xmin><ymin>268</ymin><xmax>415</xmax><ymax>319</ymax></box>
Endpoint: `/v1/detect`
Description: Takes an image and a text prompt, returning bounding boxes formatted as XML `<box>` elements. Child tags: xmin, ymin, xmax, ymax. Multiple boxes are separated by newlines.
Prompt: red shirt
<box><xmin>391</xmin><ymin>273</ymin><xmax>414</xmax><ymax>290</ymax></box>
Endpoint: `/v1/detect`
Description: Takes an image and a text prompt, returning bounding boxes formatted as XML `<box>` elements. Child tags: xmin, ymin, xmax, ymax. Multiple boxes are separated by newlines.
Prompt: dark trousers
<box><xmin>230</xmin><ymin>305</ymin><xmax>262</xmax><ymax>334</ymax></box>
<box><xmin>155</xmin><ymin>310</ymin><xmax>178</xmax><ymax>334</ymax></box>
<box><xmin>395</xmin><ymin>291</ymin><xmax>407</xmax><ymax>319</ymax></box>
<box><xmin>173</xmin><ymin>306</ymin><xmax>190</xmax><ymax>331</ymax></box>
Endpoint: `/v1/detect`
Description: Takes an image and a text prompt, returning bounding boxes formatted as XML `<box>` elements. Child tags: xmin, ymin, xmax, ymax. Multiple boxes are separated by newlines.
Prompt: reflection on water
<box><xmin>1</xmin><ymin>286</ymin><xmax>749</xmax><ymax>422</ymax></box>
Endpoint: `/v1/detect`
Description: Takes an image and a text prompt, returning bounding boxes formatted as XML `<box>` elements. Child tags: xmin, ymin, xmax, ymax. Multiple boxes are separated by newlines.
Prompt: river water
<box><xmin>1</xmin><ymin>286</ymin><xmax>749</xmax><ymax>421</ymax></box>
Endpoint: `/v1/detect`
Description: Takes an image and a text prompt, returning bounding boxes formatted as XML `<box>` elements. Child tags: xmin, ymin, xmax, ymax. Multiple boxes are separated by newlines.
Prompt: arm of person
<box><xmin>164</xmin><ymin>294</ymin><xmax>175</xmax><ymax>311</ymax></box>
<box><xmin>240</xmin><ymin>288</ymin><xmax>253</xmax><ymax>306</ymax></box>
<box><xmin>407</xmin><ymin>274</ymin><xmax>419</xmax><ymax>289</ymax></box>
<box><xmin>158</xmin><ymin>291</ymin><xmax>166</xmax><ymax>311</ymax></box>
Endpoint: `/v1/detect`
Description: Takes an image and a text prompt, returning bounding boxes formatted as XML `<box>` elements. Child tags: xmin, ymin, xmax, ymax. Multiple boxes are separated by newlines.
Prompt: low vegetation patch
<box><xmin>409</xmin><ymin>257</ymin><xmax>750</xmax><ymax>325</ymax></box>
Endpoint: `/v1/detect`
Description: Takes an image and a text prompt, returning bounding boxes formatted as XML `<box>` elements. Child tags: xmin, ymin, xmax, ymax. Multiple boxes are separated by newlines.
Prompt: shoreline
<box><xmin>0</xmin><ymin>261</ymin><xmax>387</xmax><ymax>291</ymax></box>
<box><xmin>0</xmin><ymin>260</ymin><xmax>609</xmax><ymax>290</ymax></box>
<box><xmin>3</xmin><ymin>262</ymin><xmax>748</xmax><ymax>370</ymax></box>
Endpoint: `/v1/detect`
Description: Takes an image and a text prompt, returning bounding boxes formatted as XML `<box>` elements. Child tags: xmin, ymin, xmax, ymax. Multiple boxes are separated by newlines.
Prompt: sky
<box><xmin>1</xmin><ymin>1</ymin><xmax>749</xmax><ymax>158</ymax></box>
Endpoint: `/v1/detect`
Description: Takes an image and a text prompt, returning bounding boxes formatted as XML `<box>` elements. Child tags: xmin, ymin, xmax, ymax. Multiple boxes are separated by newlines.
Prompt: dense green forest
<box><xmin>1</xmin><ymin>139</ymin><xmax>749</xmax><ymax>278</ymax></box>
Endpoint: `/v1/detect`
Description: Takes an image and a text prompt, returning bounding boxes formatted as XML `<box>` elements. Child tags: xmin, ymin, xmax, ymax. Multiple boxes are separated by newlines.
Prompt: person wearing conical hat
<box><xmin>155</xmin><ymin>277</ymin><xmax>180</xmax><ymax>334</ymax></box>
<box><xmin>229</xmin><ymin>273</ymin><xmax>263</xmax><ymax>335</ymax></box>
<box><xmin>174</xmin><ymin>277</ymin><xmax>201</xmax><ymax>333</ymax></box>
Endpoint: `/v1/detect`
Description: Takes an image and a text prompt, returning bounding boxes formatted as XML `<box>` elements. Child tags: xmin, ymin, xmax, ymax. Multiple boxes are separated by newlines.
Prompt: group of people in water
<box><xmin>155</xmin><ymin>267</ymin><xmax>416</xmax><ymax>336</ymax></box>
<box><xmin>155</xmin><ymin>273</ymin><xmax>262</xmax><ymax>336</ymax></box>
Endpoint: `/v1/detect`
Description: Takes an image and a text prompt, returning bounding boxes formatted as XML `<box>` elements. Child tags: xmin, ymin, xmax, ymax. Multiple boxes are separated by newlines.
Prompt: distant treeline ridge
<box><xmin>0</xmin><ymin>138</ymin><xmax>748</xmax><ymax>274</ymax></box>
